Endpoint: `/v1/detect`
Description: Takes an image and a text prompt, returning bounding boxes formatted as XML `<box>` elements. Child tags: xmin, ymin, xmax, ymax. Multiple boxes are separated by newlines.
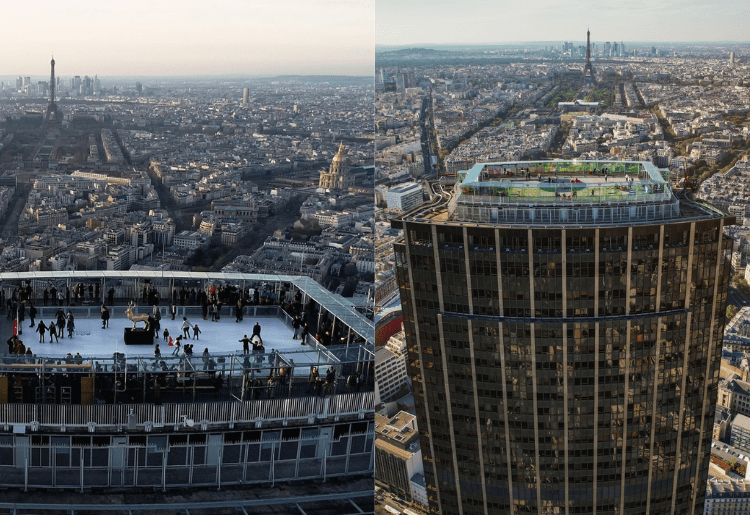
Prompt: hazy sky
<box><xmin>1</xmin><ymin>0</ymin><xmax>374</xmax><ymax>77</ymax></box>
<box><xmin>377</xmin><ymin>0</ymin><xmax>750</xmax><ymax>46</ymax></box>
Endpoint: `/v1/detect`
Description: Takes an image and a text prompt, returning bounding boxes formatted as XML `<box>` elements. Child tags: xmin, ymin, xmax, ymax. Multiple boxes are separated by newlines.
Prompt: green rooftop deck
<box><xmin>456</xmin><ymin>160</ymin><xmax>670</xmax><ymax>206</ymax></box>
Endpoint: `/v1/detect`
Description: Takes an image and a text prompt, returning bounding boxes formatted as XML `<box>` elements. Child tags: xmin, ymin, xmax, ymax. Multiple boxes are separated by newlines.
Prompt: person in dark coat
<box><xmin>43</xmin><ymin>289</ymin><xmax>49</xmax><ymax>307</ymax></box>
<box><xmin>252</xmin><ymin>322</ymin><xmax>262</xmax><ymax>344</ymax></box>
<box><xmin>48</xmin><ymin>321</ymin><xmax>58</xmax><ymax>343</ymax></box>
<box><xmin>57</xmin><ymin>311</ymin><xmax>66</xmax><ymax>339</ymax></box>
<box><xmin>235</xmin><ymin>299</ymin><xmax>243</xmax><ymax>323</ymax></box>
<box><xmin>7</xmin><ymin>335</ymin><xmax>18</xmax><ymax>354</ymax></box>
<box><xmin>29</xmin><ymin>304</ymin><xmax>37</xmax><ymax>328</ymax></box>
<box><xmin>101</xmin><ymin>305</ymin><xmax>110</xmax><ymax>328</ymax></box>
<box><xmin>240</xmin><ymin>335</ymin><xmax>250</xmax><ymax>354</ymax></box>
<box><xmin>151</xmin><ymin>315</ymin><xmax>161</xmax><ymax>339</ymax></box>
<box><xmin>36</xmin><ymin>321</ymin><xmax>47</xmax><ymax>343</ymax></box>
<box><xmin>308</xmin><ymin>367</ymin><xmax>319</xmax><ymax>393</ymax></box>
<box><xmin>66</xmin><ymin>314</ymin><xmax>75</xmax><ymax>338</ymax></box>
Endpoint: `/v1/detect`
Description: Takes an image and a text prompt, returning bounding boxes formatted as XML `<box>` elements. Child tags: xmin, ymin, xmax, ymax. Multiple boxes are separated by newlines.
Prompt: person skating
<box><xmin>29</xmin><ymin>303</ymin><xmax>37</xmax><ymax>328</ymax></box>
<box><xmin>181</xmin><ymin>317</ymin><xmax>191</xmax><ymax>338</ymax></box>
<box><xmin>36</xmin><ymin>320</ymin><xmax>47</xmax><ymax>343</ymax></box>
<box><xmin>170</xmin><ymin>303</ymin><xmax>176</xmax><ymax>320</ymax></box>
<box><xmin>48</xmin><ymin>321</ymin><xmax>58</xmax><ymax>343</ymax></box>
<box><xmin>252</xmin><ymin>322</ymin><xmax>262</xmax><ymax>345</ymax></box>
<box><xmin>100</xmin><ymin>304</ymin><xmax>110</xmax><ymax>329</ymax></box>
<box><xmin>192</xmin><ymin>324</ymin><xmax>201</xmax><ymax>340</ymax></box>
<box><xmin>163</xmin><ymin>328</ymin><xmax>170</xmax><ymax>342</ymax></box>
<box><xmin>235</xmin><ymin>299</ymin><xmax>243</xmax><ymax>323</ymax></box>
<box><xmin>151</xmin><ymin>313</ymin><xmax>161</xmax><ymax>339</ymax></box>
<box><xmin>292</xmin><ymin>315</ymin><xmax>301</xmax><ymax>339</ymax></box>
<box><xmin>251</xmin><ymin>335</ymin><xmax>264</xmax><ymax>353</ymax></box>
<box><xmin>67</xmin><ymin>312</ymin><xmax>75</xmax><ymax>338</ymax></box>
<box><xmin>154</xmin><ymin>344</ymin><xmax>161</xmax><ymax>358</ymax></box>
<box><xmin>172</xmin><ymin>335</ymin><xmax>182</xmax><ymax>356</ymax></box>
<box><xmin>240</xmin><ymin>335</ymin><xmax>250</xmax><ymax>354</ymax></box>
<box><xmin>56</xmin><ymin>311</ymin><xmax>66</xmax><ymax>339</ymax></box>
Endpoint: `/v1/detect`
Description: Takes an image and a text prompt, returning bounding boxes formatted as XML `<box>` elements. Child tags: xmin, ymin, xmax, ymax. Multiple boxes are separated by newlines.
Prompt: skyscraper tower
<box><xmin>45</xmin><ymin>56</ymin><xmax>60</xmax><ymax>123</ymax></box>
<box><xmin>392</xmin><ymin>160</ymin><xmax>733</xmax><ymax>514</ymax></box>
<box><xmin>583</xmin><ymin>28</ymin><xmax>596</xmax><ymax>85</ymax></box>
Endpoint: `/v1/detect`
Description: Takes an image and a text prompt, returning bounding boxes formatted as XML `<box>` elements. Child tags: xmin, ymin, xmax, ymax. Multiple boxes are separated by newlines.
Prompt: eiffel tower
<box><xmin>44</xmin><ymin>56</ymin><xmax>60</xmax><ymax>124</ymax></box>
<box><xmin>582</xmin><ymin>28</ymin><xmax>596</xmax><ymax>86</ymax></box>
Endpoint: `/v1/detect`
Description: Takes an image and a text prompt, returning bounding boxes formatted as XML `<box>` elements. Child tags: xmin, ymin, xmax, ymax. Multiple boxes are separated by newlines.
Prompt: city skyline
<box><xmin>1</xmin><ymin>0</ymin><xmax>374</xmax><ymax>77</ymax></box>
<box><xmin>376</xmin><ymin>0</ymin><xmax>750</xmax><ymax>46</ymax></box>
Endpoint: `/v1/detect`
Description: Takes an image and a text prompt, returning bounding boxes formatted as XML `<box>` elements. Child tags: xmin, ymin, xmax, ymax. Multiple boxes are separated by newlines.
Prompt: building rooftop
<box><xmin>388</xmin><ymin>182</ymin><xmax>422</xmax><ymax>194</ymax></box>
<box><xmin>735</xmin><ymin>413</ymin><xmax>750</xmax><ymax>433</ymax></box>
<box><xmin>394</xmin><ymin>160</ymin><xmax>732</xmax><ymax>227</ymax></box>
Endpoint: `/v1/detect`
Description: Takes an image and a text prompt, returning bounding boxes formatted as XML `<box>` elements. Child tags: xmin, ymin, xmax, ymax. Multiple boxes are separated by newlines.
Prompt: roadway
<box><xmin>728</xmin><ymin>286</ymin><xmax>747</xmax><ymax>309</ymax></box>
<box><xmin>0</xmin><ymin>183</ymin><xmax>32</xmax><ymax>239</ymax></box>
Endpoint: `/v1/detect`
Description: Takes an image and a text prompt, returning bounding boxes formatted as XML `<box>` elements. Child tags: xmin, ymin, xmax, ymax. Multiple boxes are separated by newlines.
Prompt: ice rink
<box><xmin>14</xmin><ymin>313</ymin><xmax>306</xmax><ymax>360</ymax></box>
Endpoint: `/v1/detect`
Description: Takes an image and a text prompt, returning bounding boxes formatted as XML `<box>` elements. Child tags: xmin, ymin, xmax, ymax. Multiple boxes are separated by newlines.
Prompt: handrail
<box><xmin>0</xmin><ymin>391</ymin><xmax>374</xmax><ymax>430</ymax></box>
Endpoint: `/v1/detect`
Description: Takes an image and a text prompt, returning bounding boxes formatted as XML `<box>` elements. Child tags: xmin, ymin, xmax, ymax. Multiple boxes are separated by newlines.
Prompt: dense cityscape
<box><xmin>375</xmin><ymin>38</ymin><xmax>750</xmax><ymax>514</ymax></box>
<box><xmin>3</xmin><ymin>5</ymin><xmax>750</xmax><ymax>513</ymax></box>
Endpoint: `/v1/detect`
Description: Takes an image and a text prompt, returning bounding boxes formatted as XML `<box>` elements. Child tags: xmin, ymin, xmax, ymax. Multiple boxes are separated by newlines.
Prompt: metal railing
<box><xmin>0</xmin><ymin>423</ymin><xmax>375</xmax><ymax>491</ymax></box>
<box><xmin>0</xmin><ymin>391</ymin><xmax>373</xmax><ymax>431</ymax></box>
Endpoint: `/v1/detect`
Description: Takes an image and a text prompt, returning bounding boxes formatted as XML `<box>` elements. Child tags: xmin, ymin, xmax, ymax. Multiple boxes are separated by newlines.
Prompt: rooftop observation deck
<box><xmin>400</xmin><ymin>160</ymin><xmax>730</xmax><ymax>227</ymax></box>
<box><xmin>0</xmin><ymin>272</ymin><xmax>374</xmax><ymax>433</ymax></box>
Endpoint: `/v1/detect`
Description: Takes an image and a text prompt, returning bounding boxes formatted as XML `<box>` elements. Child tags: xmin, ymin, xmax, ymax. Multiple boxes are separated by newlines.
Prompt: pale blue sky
<box><xmin>376</xmin><ymin>0</ymin><xmax>750</xmax><ymax>46</ymax></box>
<box><xmin>1</xmin><ymin>0</ymin><xmax>374</xmax><ymax>77</ymax></box>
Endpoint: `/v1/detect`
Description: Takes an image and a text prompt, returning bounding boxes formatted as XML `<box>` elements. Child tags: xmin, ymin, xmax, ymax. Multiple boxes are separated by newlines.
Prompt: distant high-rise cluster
<box><xmin>562</xmin><ymin>37</ymin><xmax>624</xmax><ymax>57</ymax></box>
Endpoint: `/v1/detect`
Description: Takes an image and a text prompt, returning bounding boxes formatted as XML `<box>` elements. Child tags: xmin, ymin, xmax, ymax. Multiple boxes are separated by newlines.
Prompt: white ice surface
<box><xmin>18</xmin><ymin>315</ymin><xmax>304</xmax><ymax>360</ymax></box>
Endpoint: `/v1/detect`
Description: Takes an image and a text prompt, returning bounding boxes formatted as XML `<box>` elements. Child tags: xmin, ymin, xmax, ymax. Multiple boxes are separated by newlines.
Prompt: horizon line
<box><xmin>0</xmin><ymin>73</ymin><xmax>375</xmax><ymax>80</ymax></box>
<box><xmin>376</xmin><ymin>41</ymin><xmax>750</xmax><ymax>47</ymax></box>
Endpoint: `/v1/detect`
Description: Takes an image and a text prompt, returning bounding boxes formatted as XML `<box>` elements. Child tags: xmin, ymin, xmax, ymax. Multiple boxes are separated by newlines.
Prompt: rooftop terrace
<box><xmin>0</xmin><ymin>272</ymin><xmax>374</xmax><ymax>414</ymax></box>
<box><xmin>400</xmin><ymin>160</ymin><xmax>730</xmax><ymax>227</ymax></box>
<box><xmin>456</xmin><ymin>160</ymin><xmax>669</xmax><ymax>206</ymax></box>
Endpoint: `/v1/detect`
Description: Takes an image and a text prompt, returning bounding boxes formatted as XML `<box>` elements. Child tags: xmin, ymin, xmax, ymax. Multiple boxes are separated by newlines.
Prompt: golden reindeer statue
<box><xmin>125</xmin><ymin>301</ymin><xmax>150</xmax><ymax>330</ymax></box>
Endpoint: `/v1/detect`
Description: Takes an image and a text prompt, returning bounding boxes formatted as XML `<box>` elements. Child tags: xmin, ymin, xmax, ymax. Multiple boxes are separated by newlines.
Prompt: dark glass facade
<box><xmin>392</xmin><ymin>215</ymin><xmax>733</xmax><ymax>514</ymax></box>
